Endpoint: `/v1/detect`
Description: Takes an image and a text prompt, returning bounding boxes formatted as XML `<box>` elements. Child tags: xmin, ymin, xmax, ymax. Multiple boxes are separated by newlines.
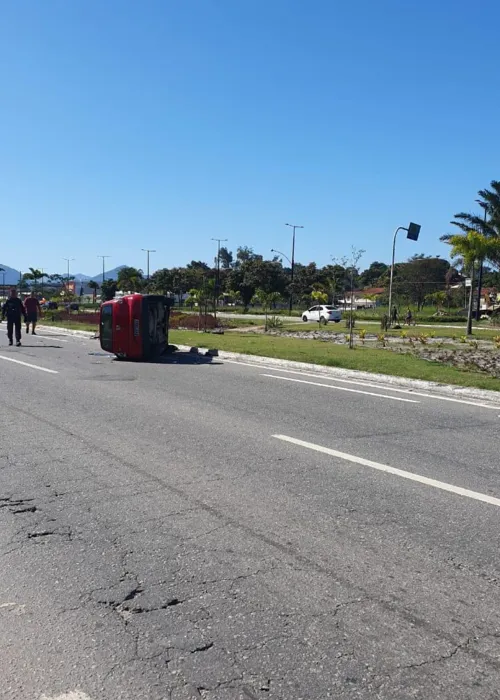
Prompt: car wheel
<box><xmin>334</xmin><ymin>319</ymin><xmax>341</xmax><ymax>323</ymax></box>
<box><xmin>302</xmin><ymin>315</ymin><xmax>308</xmax><ymax>322</ymax></box>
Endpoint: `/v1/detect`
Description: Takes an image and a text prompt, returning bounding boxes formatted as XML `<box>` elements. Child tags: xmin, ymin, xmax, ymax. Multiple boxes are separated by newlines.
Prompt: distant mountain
<box><xmin>90</xmin><ymin>266</ymin><xmax>126</xmax><ymax>283</ymax></box>
<box><xmin>1</xmin><ymin>264</ymin><xmax>127</xmax><ymax>287</ymax></box>
<box><xmin>0</xmin><ymin>263</ymin><xmax>21</xmax><ymax>286</ymax></box>
<box><xmin>73</xmin><ymin>273</ymin><xmax>92</xmax><ymax>282</ymax></box>
<box><xmin>52</xmin><ymin>265</ymin><xmax>126</xmax><ymax>283</ymax></box>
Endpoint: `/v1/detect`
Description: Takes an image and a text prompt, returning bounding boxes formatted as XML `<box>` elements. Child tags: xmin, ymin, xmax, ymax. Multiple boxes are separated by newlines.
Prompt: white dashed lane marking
<box><xmin>273</xmin><ymin>434</ymin><xmax>500</xmax><ymax>508</ymax></box>
<box><xmin>0</xmin><ymin>355</ymin><xmax>58</xmax><ymax>374</ymax></box>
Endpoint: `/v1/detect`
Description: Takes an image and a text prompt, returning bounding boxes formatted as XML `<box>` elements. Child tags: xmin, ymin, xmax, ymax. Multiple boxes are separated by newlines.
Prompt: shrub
<box><xmin>267</xmin><ymin>315</ymin><xmax>284</xmax><ymax>330</ymax></box>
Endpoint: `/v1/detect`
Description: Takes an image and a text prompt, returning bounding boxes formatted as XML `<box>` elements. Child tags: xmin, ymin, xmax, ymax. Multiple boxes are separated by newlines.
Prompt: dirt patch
<box><xmin>406</xmin><ymin>346</ymin><xmax>500</xmax><ymax>378</ymax></box>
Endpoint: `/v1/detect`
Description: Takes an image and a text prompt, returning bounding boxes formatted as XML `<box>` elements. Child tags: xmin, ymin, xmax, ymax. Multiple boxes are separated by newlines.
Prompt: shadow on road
<box><xmin>18</xmin><ymin>345</ymin><xmax>64</xmax><ymax>349</ymax></box>
<box><xmin>112</xmin><ymin>352</ymin><xmax>222</xmax><ymax>366</ymax></box>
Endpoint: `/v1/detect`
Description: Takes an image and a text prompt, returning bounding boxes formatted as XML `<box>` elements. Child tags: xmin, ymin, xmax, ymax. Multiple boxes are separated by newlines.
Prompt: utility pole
<box><xmin>475</xmin><ymin>203</ymin><xmax>488</xmax><ymax>321</ymax></box>
<box><xmin>211</xmin><ymin>238</ymin><xmax>228</xmax><ymax>319</ymax></box>
<box><xmin>63</xmin><ymin>258</ymin><xmax>75</xmax><ymax>295</ymax></box>
<box><xmin>285</xmin><ymin>223</ymin><xmax>304</xmax><ymax>314</ymax></box>
<box><xmin>142</xmin><ymin>249</ymin><xmax>156</xmax><ymax>281</ymax></box>
<box><xmin>98</xmin><ymin>255</ymin><xmax>110</xmax><ymax>286</ymax></box>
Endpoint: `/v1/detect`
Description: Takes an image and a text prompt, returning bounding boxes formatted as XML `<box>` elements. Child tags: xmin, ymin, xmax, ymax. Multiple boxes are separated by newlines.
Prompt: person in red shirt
<box><xmin>24</xmin><ymin>292</ymin><xmax>42</xmax><ymax>335</ymax></box>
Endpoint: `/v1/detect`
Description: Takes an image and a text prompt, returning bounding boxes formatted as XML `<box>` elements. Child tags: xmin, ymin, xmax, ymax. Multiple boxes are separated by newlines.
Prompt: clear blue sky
<box><xmin>1</xmin><ymin>0</ymin><xmax>499</xmax><ymax>276</ymax></box>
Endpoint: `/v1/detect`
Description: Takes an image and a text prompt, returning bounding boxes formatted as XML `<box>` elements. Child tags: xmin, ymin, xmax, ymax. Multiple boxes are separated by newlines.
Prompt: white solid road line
<box><xmin>262</xmin><ymin>373</ymin><xmax>419</xmax><ymax>403</ymax></box>
<box><xmin>35</xmin><ymin>333</ymin><xmax>69</xmax><ymax>342</ymax></box>
<box><xmin>223</xmin><ymin>359</ymin><xmax>500</xmax><ymax>411</ymax></box>
<box><xmin>0</xmin><ymin>355</ymin><xmax>58</xmax><ymax>374</ymax></box>
<box><xmin>273</xmin><ymin>434</ymin><xmax>500</xmax><ymax>508</ymax></box>
<box><xmin>40</xmin><ymin>692</ymin><xmax>93</xmax><ymax>700</ymax></box>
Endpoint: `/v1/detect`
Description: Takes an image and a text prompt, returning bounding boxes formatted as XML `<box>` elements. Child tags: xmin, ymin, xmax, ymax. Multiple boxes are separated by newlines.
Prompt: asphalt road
<box><xmin>1</xmin><ymin>327</ymin><xmax>500</xmax><ymax>700</ymax></box>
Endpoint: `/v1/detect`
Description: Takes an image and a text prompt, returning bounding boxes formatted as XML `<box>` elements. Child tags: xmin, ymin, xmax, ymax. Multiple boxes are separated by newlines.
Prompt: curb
<box><xmin>175</xmin><ymin>344</ymin><xmax>500</xmax><ymax>406</ymax></box>
<box><xmin>38</xmin><ymin>324</ymin><xmax>97</xmax><ymax>339</ymax></box>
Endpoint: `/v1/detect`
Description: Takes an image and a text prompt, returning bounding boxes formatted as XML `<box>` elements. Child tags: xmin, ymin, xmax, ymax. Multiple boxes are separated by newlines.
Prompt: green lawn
<box><xmin>169</xmin><ymin>329</ymin><xmax>500</xmax><ymax>392</ymax></box>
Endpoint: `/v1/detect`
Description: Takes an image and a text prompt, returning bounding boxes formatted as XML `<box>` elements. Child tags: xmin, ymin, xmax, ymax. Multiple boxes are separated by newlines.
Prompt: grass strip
<box><xmin>169</xmin><ymin>329</ymin><xmax>500</xmax><ymax>392</ymax></box>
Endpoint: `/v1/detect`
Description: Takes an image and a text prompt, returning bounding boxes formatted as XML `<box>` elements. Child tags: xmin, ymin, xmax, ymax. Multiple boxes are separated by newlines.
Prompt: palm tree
<box><xmin>253</xmin><ymin>289</ymin><xmax>282</xmax><ymax>331</ymax></box>
<box><xmin>442</xmin><ymin>181</ymin><xmax>500</xmax><ymax>319</ymax></box>
<box><xmin>88</xmin><ymin>280</ymin><xmax>99</xmax><ymax>303</ymax></box>
<box><xmin>445</xmin><ymin>230</ymin><xmax>500</xmax><ymax>334</ymax></box>
<box><xmin>117</xmin><ymin>267</ymin><xmax>144</xmax><ymax>293</ymax></box>
<box><xmin>24</xmin><ymin>267</ymin><xmax>44</xmax><ymax>291</ymax></box>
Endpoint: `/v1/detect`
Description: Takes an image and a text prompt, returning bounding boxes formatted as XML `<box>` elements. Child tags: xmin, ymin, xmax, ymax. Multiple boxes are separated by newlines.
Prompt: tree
<box><xmin>392</xmin><ymin>255</ymin><xmax>449</xmax><ymax>310</ymax></box>
<box><xmin>442</xmin><ymin>180</ymin><xmax>500</xmax><ymax>319</ymax></box>
<box><xmin>253</xmin><ymin>289</ymin><xmax>281</xmax><ymax>331</ymax></box>
<box><xmin>225</xmin><ymin>267</ymin><xmax>254</xmax><ymax>310</ymax></box>
<box><xmin>225</xmin><ymin>258</ymin><xmax>285</xmax><ymax>310</ymax></box>
<box><xmin>323</xmin><ymin>263</ymin><xmax>347</xmax><ymax>304</ymax></box>
<box><xmin>235</xmin><ymin>246</ymin><xmax>262</xmax><ymax>266</ymax></box>
<box><xmin>290</xmin><ymin>263</ymin><xmax>324</xmax><ymax>306</ymax></box>
<box><xmin>242</xmin><ymin>259</ymin><xmax>287</xmax><ymax>296</ymax></box>
<box><xmin>311</xmin><ymin>290</ymin><xmax>328</xmax><ymax>326</ymax></box>
<box><xmin>340</xmin><ymin>248</ymin><xmax>365</xmax><ymax>348</ymax></box>
<box><xmin>88</xmin><ymin>280</ymin><xmax>99</xmax><ymax>303</ymax></box>
<box><xmin>311</xmin><ymin>290</ymin><xmax>328</xmax><ymax>304</ymax></box>
<box><xmin>218</xmin><ymin>247</ymin><xmax>233</xmax><ymax>269</ymax></box>
<box><xmin>445</xmin><ymin>230</ymin><xmax>500</xmax><ymax>334</ymax></box>
<box><xmin>101</xmin><ymin>279</ymin><xmax>117</xmax><ymax>301</ymax></box>
<box><xmin>191</xmin><ymin>278</ymin><xmax>216</xmax><ymax>329</ymax></box>
<box><xmin>23</xmin><ymin>267</ymin><xmax>44</xmax><ymax>291</ymax></box>
<box><xmin>425</xmin><ymin>290</ymin><xmax>447</xmax><ymax>312</ymax></box>
<box><xmin>359</xmin><ymin>261</ymin><xmax>388</xmax><ymax>288</ymax></box>
<box><xmin>117</xmin><ymin>267</ymin><xmax>144</xmax><ymax>292</ymax></box>
<box><xmin>444</xmin><ymin>180</ymin><xmax>500</xmax><ymax>244</ymax></box>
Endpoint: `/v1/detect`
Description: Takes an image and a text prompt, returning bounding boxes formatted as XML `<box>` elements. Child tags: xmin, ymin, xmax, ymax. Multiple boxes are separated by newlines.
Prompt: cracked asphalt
<box><xmin>1</xmin><ymin>329</ymin><xmax>500</xmax><ymax>699</ymax></box>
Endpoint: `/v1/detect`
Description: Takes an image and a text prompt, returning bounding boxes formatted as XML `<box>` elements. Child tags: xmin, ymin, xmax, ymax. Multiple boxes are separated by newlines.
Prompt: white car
<box><xmin>302</xmin><ymin>305</ymin><xmax>342</xmax><ymax>323</ymax></box>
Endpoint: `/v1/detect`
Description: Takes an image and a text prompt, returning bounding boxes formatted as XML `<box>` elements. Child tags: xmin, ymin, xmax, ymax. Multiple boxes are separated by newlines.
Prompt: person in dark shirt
<box><xmin>24</xmin><ymin>292</ymin><xmax>42</xmax><ymax>335</ymax></box>
<box><xmin>1</xmin><ymin>288</ymin><xmax>27</xmax><ymax>346</ymax></box>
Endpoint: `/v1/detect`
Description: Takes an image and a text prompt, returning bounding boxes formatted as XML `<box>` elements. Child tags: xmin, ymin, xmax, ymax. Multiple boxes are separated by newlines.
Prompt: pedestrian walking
<box><xmin>1</xmin><ymin>288</ymin><xmax>27</xmax><ymax>346</ymax></box>
<box><xmin>24</xmin><ymin>291</ymin><xmax>42</xmax><ymax>335</ymax></box>
<box><xmin>391</xmin><ymin>305</ymin><xmax>398</xmax><ymax>324</ymax></box>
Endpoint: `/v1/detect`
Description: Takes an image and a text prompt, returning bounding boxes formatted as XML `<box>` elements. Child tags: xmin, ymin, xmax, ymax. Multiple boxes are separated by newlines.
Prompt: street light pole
<box><xmin>388</xmin><ymin>227</ymin><xmax>405</xmax><ymax>327</ymax></box>
<box><xmin>387</xmin><ymin>222</ymin><xmax>421</xmax><ymax>327</ymax></box>
<box><xmin>142</xmin><ymin>249</ymin><xmax>156</xmax><ymax>281</ymax></box>
<box><xmin>63</xmin><ymin>258</ymin><xmax>75</xmax><ymax>293</ymax></box>
<box><xmin>98</xmin><ymin>255</ymin><xmax>110</xmax><ymax>286</ymax></box>
<box><xmin>270</xmin><ymin>249</ymin><xmax>292</xmax><ymax>266</ymax></box>
<box><xmin>285</xmin><ymin>223</ymin><xmax>304</xmax><ymax>313</ymax></box>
